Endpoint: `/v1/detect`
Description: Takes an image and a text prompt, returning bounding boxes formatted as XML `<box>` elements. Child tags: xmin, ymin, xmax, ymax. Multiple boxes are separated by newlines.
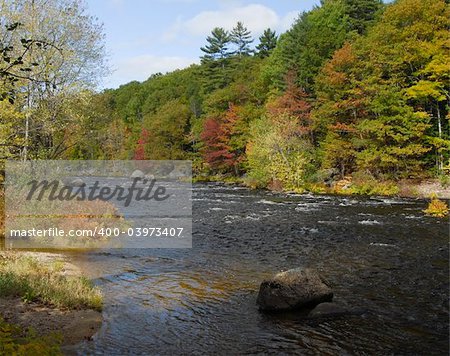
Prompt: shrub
<box><xmin>423</xmin><ymin>196</ymin><xmax>449</xmax><ymax>218</ymax></box>
<box><xmin>346</xmin><ymin>171</ymin><xmax>399</xmax><ymax>196</ymax></box>
<box><xmin>438</xmin><ymin>173</ymin><xmax>450</xmax><ymax>188</ymax></box>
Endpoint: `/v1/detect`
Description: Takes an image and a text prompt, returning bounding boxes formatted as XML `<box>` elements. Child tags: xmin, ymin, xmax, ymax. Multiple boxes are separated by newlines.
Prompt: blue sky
<box><xmin>86</xmin><ymin>0</ymin><xmax>321</xmax><ymax>89</ymax></box>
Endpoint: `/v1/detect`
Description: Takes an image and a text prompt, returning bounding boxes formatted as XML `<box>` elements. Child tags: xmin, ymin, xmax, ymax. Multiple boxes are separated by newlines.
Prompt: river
<box><xmin>72</xmin><ymin>183</ymin><xmax>449</xmax><ymax>355</ymax></box>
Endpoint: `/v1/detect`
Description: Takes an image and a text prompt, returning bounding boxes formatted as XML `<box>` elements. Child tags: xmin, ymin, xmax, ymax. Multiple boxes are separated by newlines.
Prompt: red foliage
<box><xmin>134</xmin><ymin>128</ymin><xmax>149</xmax><ymax>160</ymax></box>
<box><xmin>200</xmin><ymin>104</ymin><xmax>240</xmax><ymax>172</ymax></box>
<box><xmin>321</xmin><ymin>42</ymin><xmax>356</xmax><ymax>87</ymax></box>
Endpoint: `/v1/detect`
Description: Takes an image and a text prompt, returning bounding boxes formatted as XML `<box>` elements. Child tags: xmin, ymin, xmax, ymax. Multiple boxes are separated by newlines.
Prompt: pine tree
<box><xmin>343</xmin><ymin>0</ymin><xmax>383</xmax><ymax>34</ymax></box>
<box><xmin>200</xmin><ymin>27</ymin><xmax>231</xmax><ymax>62</ymax></box>
<box><xmin>230</xmin><ymin>22</ymin><xmax>253</xmax><ymax>57</ymax></box>
<box><xmin>200</xmin><ymin>27</ymin><xmax>233</xmax><ymax>91</ymax></box>
<box><xmin>256</xmin><ymin>28</ymin><xmax>277</xmax><ymax>58</ymax></box>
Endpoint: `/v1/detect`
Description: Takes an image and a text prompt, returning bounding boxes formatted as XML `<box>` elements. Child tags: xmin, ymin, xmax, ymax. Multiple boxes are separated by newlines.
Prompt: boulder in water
<box><xmin>256</xmin><ymin>267</ymin><xmax>333</xmax><ymax>311</ymax></box>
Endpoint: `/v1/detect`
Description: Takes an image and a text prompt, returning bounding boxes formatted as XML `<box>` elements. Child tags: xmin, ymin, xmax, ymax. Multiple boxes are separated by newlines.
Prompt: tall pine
<box><xmin>230</xmin><ymin>22</ymin><xmax>253</xmax><ymax>57</ymax></box>
<box><xmin>256</xmin><ymin>28</ymin><xmax>277</xmax><ymax>58</ymax></box>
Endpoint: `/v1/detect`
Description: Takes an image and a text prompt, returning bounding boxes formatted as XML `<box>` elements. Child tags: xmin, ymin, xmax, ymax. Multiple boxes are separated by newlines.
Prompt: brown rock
<box><xmin>257</xmin><ymin>268</ymin><xmax>333</xmax><ymax>311</ymax></box>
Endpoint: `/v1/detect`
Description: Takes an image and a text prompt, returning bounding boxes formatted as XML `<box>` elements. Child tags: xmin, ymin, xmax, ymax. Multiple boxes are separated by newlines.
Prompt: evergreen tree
<box><xmin>256</xmin><ymin>28</ymin><xmax>277</xmax><ymax>58</ymax></box>
<box><xmin>343</xmin><ymin>0</ymin><xmax>383</xmax><ymax>34</ymax></box>
<box><xmin>230</xmin><ymin>22</ymin><xmax>253</xmax><ymax>57</ymax></box>
<box><xmin>264</xmin><ymin>0</ymin><xmax>382</xmax><ymax>93</ymax></box>
<box><xmin>200</xmin><ymin>27</ymin><xmax>231</xmax><ymax>62</ymax></box>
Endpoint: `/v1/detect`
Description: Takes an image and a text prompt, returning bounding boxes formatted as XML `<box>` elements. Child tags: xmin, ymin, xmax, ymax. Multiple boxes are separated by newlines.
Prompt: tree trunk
<box><xmin>437</xmin><ymin>103</ymin><xmax>443</xmax><ymax>171</ymax></box>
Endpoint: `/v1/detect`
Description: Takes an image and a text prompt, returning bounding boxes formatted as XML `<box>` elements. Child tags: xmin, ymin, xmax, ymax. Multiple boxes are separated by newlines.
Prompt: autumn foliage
<box><xmin>201</xmin><ymin>104</ymin><xmax>243</xmax><ymax>173</ymax></box>
<box><xmin>134</xmin><ymin>128</ymin><xmax>149</xmax><ymax>160</ymax></box>
<box><xmin>267</xmin><ymin>72</ymin><xmax>312</xmax><ymax>139</ymax></box>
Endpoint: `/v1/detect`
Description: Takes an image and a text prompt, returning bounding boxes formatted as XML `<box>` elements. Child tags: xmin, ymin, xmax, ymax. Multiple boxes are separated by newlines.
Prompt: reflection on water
<box><xmin>72</xmin><ymin>183</ymin><xmax>448</xmax><ymax>355</ymax></box>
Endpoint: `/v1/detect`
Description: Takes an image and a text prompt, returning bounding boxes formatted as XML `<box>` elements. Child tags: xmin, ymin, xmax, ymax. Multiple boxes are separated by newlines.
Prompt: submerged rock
<box><xmin>257</xmin><ymin>268</ymin><xmax>333</xmax><ymax>311</ymax></box>
<box><xmin>307</xmin><ymin>302</ymin><xmax>348</xmax><ymax>318</ymax></box>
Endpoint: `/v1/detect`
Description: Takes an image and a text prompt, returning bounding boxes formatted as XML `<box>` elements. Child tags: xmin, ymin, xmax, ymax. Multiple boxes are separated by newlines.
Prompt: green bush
<box><xmin>438</xmin><ymin>173</ymin><xmax>450</xmax><ymax>188</ymax></box>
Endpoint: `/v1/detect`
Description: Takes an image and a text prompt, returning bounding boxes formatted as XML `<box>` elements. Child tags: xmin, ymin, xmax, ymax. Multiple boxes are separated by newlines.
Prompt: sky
<box><xmin>85</xmin><ymin>0</ymin><xmax>321</xmax><ymax>89</ymax></box>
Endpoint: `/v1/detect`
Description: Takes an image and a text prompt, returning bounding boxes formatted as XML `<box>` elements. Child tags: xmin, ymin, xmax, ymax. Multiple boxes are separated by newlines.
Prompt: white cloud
<box><xmin>165</xmin><ymin>3</ymin><xmax>297</xmax><ymax>41</ymax></box>
<box><xmin>280</xmin><ymin>10</ymin><xmax>300</xmax><ymax>33</ymax></box>
<box><xmin>107</xmin><ymin>55</ymin><xmax>198</xmax><ymax>87</ymax></box>
<box><xmin>185</xmin><ymin>4</ymin><xmax>279</xmax><ymax>35</ymax></box>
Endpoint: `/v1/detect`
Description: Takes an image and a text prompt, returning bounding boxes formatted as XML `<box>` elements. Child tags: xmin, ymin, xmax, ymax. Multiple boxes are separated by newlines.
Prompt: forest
<box><xmin>0</xmin><ymin>1</ymin><xmax>449</xmax><ymax>353</ymax></box>
<box><xmin>1</xmin><ymin>0</ymin><xmax>449</xmax><ymax>195</ymax></box>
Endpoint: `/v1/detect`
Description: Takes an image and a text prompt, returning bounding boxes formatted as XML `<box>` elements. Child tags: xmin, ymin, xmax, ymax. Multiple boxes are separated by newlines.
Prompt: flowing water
<box><xmin>73</xmin><ymin>183</ymin><xmax>449</xmax><ymax>355</ymax></box>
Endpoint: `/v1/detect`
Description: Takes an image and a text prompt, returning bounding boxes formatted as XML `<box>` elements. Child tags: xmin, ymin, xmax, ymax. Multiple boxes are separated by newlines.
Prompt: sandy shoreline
<box><xmin>0</xmin><ymin>251</ymin><xmax>102</xmax><ymax>352</ymax></box>
<box><xmin>399</xmin><ymin>179</ymin><xmax>450</xmax><ymax>199</ymax></box>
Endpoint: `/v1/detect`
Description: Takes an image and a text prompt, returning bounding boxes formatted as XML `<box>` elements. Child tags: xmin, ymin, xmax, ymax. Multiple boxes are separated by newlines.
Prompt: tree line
<box><xmin>1</xmin><ymin>0</ymin><xmax>449</xmax><ymax>194</ymax></box>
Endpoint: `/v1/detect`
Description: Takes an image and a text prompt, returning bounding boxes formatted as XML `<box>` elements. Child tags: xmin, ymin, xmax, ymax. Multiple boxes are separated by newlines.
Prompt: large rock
<box><xmin>256</xmin><ymin>268</ymin><xmax>333</xmax><ymax>311</ymax></box>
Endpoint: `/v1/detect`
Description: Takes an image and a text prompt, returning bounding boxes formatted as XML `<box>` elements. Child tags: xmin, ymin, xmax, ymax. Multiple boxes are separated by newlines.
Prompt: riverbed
<box><xmin>73</xmin><ymin>183</ymin><xmax>449</xmax><ymax>355</ymax></box>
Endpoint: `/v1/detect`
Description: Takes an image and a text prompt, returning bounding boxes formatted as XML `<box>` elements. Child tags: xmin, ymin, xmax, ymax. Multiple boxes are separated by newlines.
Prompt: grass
<box><xmin>0</xmin><ymin>253</ymin><xmax>102</xmax><ymax>311</ymax></box>
<box><xmin>0</xmin><ymin>317</ymin><xmax>62</xmax><ymax>356</ymax></box>
<box><xmin>0</xmin><ymin>188</ymin><xmax>99</xmax><ymax>354</ymax></box>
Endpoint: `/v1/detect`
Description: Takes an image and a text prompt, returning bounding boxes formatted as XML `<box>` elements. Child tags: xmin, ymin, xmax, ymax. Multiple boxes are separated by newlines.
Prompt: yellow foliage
<box><xmin>423</xmin><ymin>196</ymin><xmax>449</xmax><ymax>218</ymax></box>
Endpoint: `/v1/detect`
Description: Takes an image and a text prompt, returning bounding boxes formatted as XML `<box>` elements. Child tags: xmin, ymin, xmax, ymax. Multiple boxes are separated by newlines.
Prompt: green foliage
<box><xmin>0</xmin><ymin>0</ymin><xmax>107</xmax><ymax>161</ymax></box>
<box><xmin>0</xmin><ymin>317</ymin><xmax>62</xmax><ymax>356</ymax></box>
<box><xmin>347</xmin><ymin>173</ymin><xmax>400</xmax><ymax>196</ymax></box>
<box><xmin>201</xmin><ymin>27</ymin><xmax>232</xmax><ymax>61</ymax></box>
<box><xmin>343</xmin><ymin>0</ymin><xmax>383</xmax><ymax>34</ymax></box>
<box><xmin>247</xmin><ymin>113</ymin><xmax>314</xmax><ymax>190</ymax></box>
<box><xmin>313</xmin><ymin>0</ymin><xmax>449</xmax><ymax>180</ymax></box>
<box><xmin>256</xmin><ymin>28</ymin><xmax>277</xmax><ymax>58</ymax></box>
<box><xmin>438</xmin><ymin>173</ymin><xmax>450</xmax><ymax>188</ymax></box>
<box><xmin>264</xmin><ymin>0</ymin><xmax>383</xmax><ymax>93</ymax></box>
<box><xmin>264</xmin><ymin>0</ymin><xmax>347</xmax><ymax>92</ymax></box>
<box><xmin>142</xmin><ymin>99</ymin><xmax>192</xmax><ymax>160</ymax></box>
<box><xmin>19</xmin><ymin>0</ymin><xmax>445</xmax><ymax>197</ymax></box>
<box><xmin>0</xmin><ymin>99</ymin><xmax>24</xmax><ymax>160</ymax></box>
<box><xmin>355</xmin><ymin>89</ymin><xmax>431</xmax><ymax>178</ymax></box>
<box><xmin>231</xmin><ymin>22</ymin><xmax>253</xmax><ymax>57</ymax></box>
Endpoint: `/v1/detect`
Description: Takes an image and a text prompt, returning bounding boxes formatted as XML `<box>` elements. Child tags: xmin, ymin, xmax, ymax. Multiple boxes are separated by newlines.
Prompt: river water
<box><xmin>74</xmin><ymin>183</ymin><xmax>449</xmax><ymax>355</ymax></box>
